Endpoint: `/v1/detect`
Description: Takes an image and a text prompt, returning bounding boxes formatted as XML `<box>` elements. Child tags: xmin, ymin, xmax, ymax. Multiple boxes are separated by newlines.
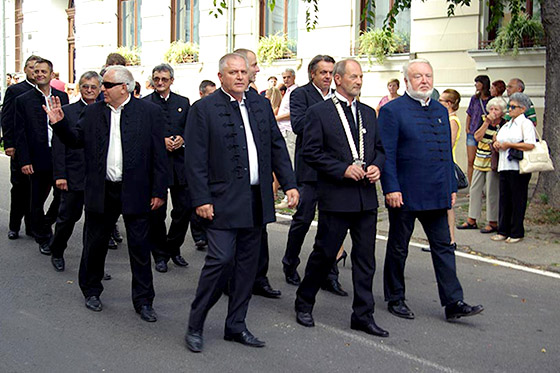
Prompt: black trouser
<box><xmin>498</xmin><ymin>171</ymin><xmax>531</xmax><ymax>239</ymax></box>
<box><xmin>150</xmin><ymin>184</ymin><xmax>191</xmax><ymax>261</ymax></box>
<box><xmin>295</xmin><ymin>210</ymin><xmax>378</xmax><ymax>323</ymax></box>
<box><xmin>8</xmin><ymin>159</ymin><xmax>32</xmax><ymax>233</ymax></box>
<box><xmin>283</xmin><ymin>182</ymin><xmax>338</xmax><ymax>281</ymax></box>
<box><xmin>45</xmin><ymin>187</ymin><xmax>61</xmax><ymax>226</ymax></box>
<box><xmin>50</xmin><ymin>190</ymin><xmax>84</xmax><ymax>259</ymax></box>
<box><xmin>30</xmin><ymin>170</ymin><xmax>54</xmax><ymax>245</ymax></box>
<box><xmin>190</xmin><ymin>212</ymin><xmax>207</xmax><ymax>243</ymax></box>
<box><xmin>188</xmin><ymin>187</ymin><xmax>263</xmax><ymax>334</ymax></box>
<box><xmin>79</xmin><ymin>181</ymin><xmax>155</xmax><ymax>310</ymax></box>
<box><xmin>383</xmin><ymin>208</ymin><xmax>464</xmax><ymax>307</ymax></box>
<box><xmin>254</xmin><ymin>226</ymin><xmax>271</xmax><ymax>289</ymax></box>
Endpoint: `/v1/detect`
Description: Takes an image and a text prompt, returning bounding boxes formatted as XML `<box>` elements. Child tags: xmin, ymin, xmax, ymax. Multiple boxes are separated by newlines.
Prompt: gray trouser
<box><xmin>468</xmin><ymin>169</ymin><xmax>500</xmax><ymax>222</ymax></box>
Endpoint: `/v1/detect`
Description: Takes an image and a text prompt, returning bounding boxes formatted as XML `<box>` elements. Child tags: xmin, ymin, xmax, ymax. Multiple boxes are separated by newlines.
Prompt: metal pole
<box><xmin>1</xmin><ymin>0</ymin><xmax>7</xmax><ymax>102</ymax></box>
<box><xmin>227</xmin><ymin>0</ymin><xmax>234</xmax><ymax>53</ymax></box>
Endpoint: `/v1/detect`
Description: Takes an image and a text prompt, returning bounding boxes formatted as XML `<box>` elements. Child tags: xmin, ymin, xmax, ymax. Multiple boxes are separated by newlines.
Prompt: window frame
<box><xmin>170</xmin><ymin>0</ymin><xmax>198</xmax><ymax>43</ymax></box>
<box><xmin>117</xmin><ymin>0</ymin><xmax>141</xmax><ymax>48</ymax></box>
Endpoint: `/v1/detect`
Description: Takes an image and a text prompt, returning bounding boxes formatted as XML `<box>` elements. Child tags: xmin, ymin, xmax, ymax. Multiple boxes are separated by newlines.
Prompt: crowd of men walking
<box><xmin>1</xmin><ymin>49</ymin><xmax>484</xmax><ymax>353</ymax></box>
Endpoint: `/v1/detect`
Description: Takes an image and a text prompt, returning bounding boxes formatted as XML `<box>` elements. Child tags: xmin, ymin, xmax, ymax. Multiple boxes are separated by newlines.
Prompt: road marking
<box><xmin>319</xmin><ymin>323</ymin><xmax>461</xmax><ymax>373</ymax></box>
<box><xmin>275</xmin><ymin>213</ymin><xmax>560</xmax><ymax>280</ymax></box>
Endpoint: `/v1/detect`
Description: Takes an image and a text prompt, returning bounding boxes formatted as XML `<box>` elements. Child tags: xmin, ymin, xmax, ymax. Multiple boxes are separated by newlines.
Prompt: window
<box><xmin>15</xmin><ymin>0</ymin><xmax>23</xmax><ymax>72</ymax></box>
<box><xmin>481</xmin><ymin>0</ymin><xmax>540</xmax><ymax>48</ymax></box>
<box><xmin>118</xmin><ymin>0</ymin><xmax>142</xmax><ymax>48</ymax></box>
<box><xmin>260</xmin><ymin>0</ymin><xmax>298</xmax><ymax>51</ymax></box>
<box><xmin>359</xmin><ymin>0</ymin><xmax>411</xmax><ymax>35</ymax></box>
<box><xmin>171</xmin><ymin>0</ymin><xmax>199</xmax><ymax>44</ymax></box>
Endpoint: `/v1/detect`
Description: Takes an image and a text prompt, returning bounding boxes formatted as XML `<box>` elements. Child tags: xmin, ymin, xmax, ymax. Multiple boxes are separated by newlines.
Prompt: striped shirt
<box><xmin>473</xmin><ymin>120</ymin><xmax>502</xmax><ymax>172</ymax></box>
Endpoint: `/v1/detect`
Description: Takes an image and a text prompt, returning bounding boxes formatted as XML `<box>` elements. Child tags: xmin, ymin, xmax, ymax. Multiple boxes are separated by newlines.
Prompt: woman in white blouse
<box><xmin>491</xmin><ymin>92</ymin><xmax>536</xmax><ymax>243</ymax></box>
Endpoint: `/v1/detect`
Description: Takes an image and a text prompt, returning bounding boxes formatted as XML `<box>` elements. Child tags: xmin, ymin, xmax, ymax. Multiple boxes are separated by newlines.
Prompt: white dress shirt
<box><xmin>312</xmin><ymin>82</ymin><xmax>333</xmax><ymax>100</ymax></box>
<box><xmin>106</xmin><ymin>94</ymin><xmax>131</xmax><ymax>182</ymax></box>
<box><xmin>222</xmin><ymin>88</ymin><xmax>260</xmax><ymax>185</ymax></box>
<box><xmin>277</xmin><ymin>84</ymin><xmax>298</xmax><ymax>133</ymax></box>
<box><xmin>36</xmin><ymin>86</ymin><xmax>53</xmax><ymax>147</ymax></box>
<box><xmin>334</xmin><ymin>91</ymin><xmax>357</xmax><ymax>124</ymax></box>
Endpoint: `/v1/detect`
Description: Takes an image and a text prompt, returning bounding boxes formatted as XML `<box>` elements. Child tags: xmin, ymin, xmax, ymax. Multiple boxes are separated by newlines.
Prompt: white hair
<box><xmin>104</xmin><ymin>65</ymin><xmax>135</xmax><ymax>93</ymax></box>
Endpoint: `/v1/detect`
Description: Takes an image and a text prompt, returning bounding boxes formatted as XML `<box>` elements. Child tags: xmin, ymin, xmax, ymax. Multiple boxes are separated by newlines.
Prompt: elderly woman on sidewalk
<box><xmin>491</xmin><ymin>92</ymin><xmax>536</xmax><ymax>244</ymax></box>
<box><xmin>457</xmin><ymin>97</ymin><xmax>507</xmax><ymax>234</ymax></box>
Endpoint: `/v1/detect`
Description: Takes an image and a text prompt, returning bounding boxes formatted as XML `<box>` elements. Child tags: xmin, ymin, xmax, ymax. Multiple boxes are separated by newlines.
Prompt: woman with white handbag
<box><xmin>491</xmin><ymin>93</ymin><xmax>537</xmax><ymax>244</ymax></box>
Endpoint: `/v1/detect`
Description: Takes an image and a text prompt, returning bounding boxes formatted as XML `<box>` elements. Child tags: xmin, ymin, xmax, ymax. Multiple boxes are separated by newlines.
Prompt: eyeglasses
<box><xmin>507</xmin><ymin>104</ymin><xmax>522</xmax><ymax>110</ymax></box>
<box><xmin>152</xmin><ymin>77</ymin><xmax>170</xmax><ymax>83</ymax></box>
<box><xmin>81</xmin><ymin>84</ymin><xmax>98</xmax><ymax>90</ymax></box>
<box><xmin>102</xmin><ymin>81</ymin><xmax>124</xmax><ymax>89</ymax></box>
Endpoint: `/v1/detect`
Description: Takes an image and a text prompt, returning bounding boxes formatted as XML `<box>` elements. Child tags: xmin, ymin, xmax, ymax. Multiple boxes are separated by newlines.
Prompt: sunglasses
<box><xmin>102</xmin><ymin>81</ymin><xmax>124</xmax><ymax>89</ymax></box>
<box><xmin>507</xmin><ymin>104</ymin><xmax>522</xmax><ymax>110</ymax></box>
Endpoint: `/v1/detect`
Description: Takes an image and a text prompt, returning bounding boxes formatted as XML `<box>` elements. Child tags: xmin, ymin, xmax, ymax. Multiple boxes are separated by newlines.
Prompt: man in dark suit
<box><xmin>1</xmin><ymin>55</ymin><xmax>41</xmax><ymax>240</ymax></box>
<box><xmin>143</xmin><ymin>63</ymin><xmax>190</xmax><ymax>273</ymax></box>
<box><xmin>294</xmin><ymin>59</ymin><xmax>388</xmax><ymax>337</ymax></box>
<box><xmin>15</xmin><ymin>58</ymin><xmax>69</xmax><ymax>254</ymax></box>
<box><xmin>49</xmin><ymin>71</ymin><xmax>102</xmax><ymax>272</ymax></box>
<box><xmin>281</xmin><ymin>55</ymin><xmax>348</xmax><ymax>296</ymax></box>
<box><xmin>45</xmin><ymin>65</ymin><xmax>168</xmax><ymax>322</ymax></box>
<box><xmin>184</xmin><ymin>53</ymin><xmax>298</xmax><ymax>352</ymax></box>
<box><xmin>379</xmin><ymin>58</ymin><xmax>483</xmax><ymax>321</ymax></box>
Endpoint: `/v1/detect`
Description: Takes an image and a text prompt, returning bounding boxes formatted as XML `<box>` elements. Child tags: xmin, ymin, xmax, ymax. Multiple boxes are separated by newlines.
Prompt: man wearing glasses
<box><xmin>49</xmin><ymin>71</ymin><xmax>102</xmax><ymax>272</ymax></box>
<box><xmin>45</xmin><ymin>65</ymin><xmax>168</xmax><ymax>323</ymax></box>
<box><xmin>143</xmin><ymin>63</ymin><xmax>191</xmax><ymax>273</ymax></box>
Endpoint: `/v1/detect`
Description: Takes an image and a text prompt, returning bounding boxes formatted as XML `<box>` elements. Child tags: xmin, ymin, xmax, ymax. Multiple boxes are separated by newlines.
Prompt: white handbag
<box><xmin>519</xmin><ymin>128</ymin><xmax>554</xmax><ymax>174</ymax></box>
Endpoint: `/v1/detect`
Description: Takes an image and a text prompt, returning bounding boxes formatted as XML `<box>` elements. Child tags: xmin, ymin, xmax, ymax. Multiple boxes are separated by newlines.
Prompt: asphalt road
<box><xmin>0</xmin><ymin>155</ymin><xmax>558</xmax><ymax>372</ymax></box>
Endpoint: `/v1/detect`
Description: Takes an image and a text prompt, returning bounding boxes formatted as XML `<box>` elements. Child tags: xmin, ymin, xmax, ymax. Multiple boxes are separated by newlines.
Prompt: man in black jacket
<box><xmin>295</xmin><ymin>59</ymin><xmax>388</xmax><ymax>338</ymax></box>
<box><xmin>281</xmin><ymin>55</ymin><xmax>348</xmax><ymax>296</ymax></box>
<box><xmin>1</xmin><ymin>55</ymin><xmax>41</xmax><ymax>240</ymax></box>
<box><xmin>15</xmin><ymin>58</ymin><xmax>69</xmax><ymax>254</ymax></box>
<box><xmin>49</xmin><ymin>71</ymin><xmax>102</xmax><ymax>271</ymax></box>
<box><xmin>143</xmin><ymin>63</ymin><xmax>190</xmax><ymax>273</ymax></box>
<box><xmin>45</xmin><ymin>65</ymin><xmax>168</xmax><ymax>322</ymax></box>
<box><xmin>184</xmin><ymin>53</ymin><xmax>298</xmax><ymax>352</ymax></box>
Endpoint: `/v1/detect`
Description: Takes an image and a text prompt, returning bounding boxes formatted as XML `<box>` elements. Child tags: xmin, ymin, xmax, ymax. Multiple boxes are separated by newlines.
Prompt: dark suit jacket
<box><xmin>143</xmin><ymin>91</ymin><xmax>190</xmax><ymax>186</ymax></box>
<box><xmin>1</xmin><ymin>80</ymin><xmax>35</xmax><ymax>150</ymax></box>
<box><xmin>303</xmin><ymin>97</ymin><xmax>385</xmax><ymax>213</ymax></box>
<box><xmin>52</xmin><ymin>100</ymin><xmax>87</xmax><ymax>191</ymax></box>
<box><xmin>290</xmin><ymin>82</ymin><xmax>333</xmax><ymax>184</ymax></box>
<box><xmin>185</xmin><ymin>88</ymin><xmax>297</xmax><ymax>229</ymax></box>
<box><xmin>378</xmin><ymin>93</ymin><xmax>457</xmax><ymax>211</ymax></box>
<box><xmin>15</xmin><ymin>87</ymin><xmax>69</xmax><ymax>171</ymax></box>
<box><xmin>52</xmin><ymin>96</ymin><xmax>168</xmax><ymax>215</ymax></box>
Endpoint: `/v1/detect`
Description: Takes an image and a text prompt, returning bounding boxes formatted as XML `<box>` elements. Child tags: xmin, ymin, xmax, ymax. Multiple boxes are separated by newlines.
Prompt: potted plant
<box><xmin>164</xmin><ymin>41</ymin><xmax>199</xmax><ymax>64</ymax></box>
<box><xmin>257</xmin><ymin>33</ymin><xmax>295</xmax><ymax>65</ymax></box>
<box><xmin>491</xmin><ymin>13</ymin><xmax>544</xmax><ymax>55</ymax></box>
<box><xmin>115</xmin><ymin>46</ymin><xmax>141</xmax><ymax>66</ymax></box>
<box><xmin>358</xmin><ymin>28</ymin><xmax>408</xmax><ymax>64</ymax></box>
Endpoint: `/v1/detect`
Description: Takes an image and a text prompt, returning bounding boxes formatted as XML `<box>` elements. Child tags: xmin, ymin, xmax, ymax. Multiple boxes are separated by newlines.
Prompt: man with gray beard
<box><xmin>379</xmin><ymin>59</ymin><xmax>484</xmax><ymax>322</ymax></box>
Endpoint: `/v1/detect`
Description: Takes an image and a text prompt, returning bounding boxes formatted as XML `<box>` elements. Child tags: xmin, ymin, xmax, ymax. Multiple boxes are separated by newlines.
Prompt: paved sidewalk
<box><xmin>376</xmin><ymin>193</ymin><xmax>560</xmax><ymax>274</ymax></box>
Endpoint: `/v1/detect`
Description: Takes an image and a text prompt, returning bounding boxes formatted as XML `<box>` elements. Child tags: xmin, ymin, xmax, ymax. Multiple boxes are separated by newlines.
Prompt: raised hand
<box><xmin>42</xmin><ymin>96</ymin><xmax>65</xmax><ymax>124</ymax></box>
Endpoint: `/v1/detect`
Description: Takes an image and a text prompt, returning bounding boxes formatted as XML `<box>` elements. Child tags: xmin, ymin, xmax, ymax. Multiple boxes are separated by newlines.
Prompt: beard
<box><xmin>406</xmin><ymin>81</ymin><xmax>433</xmax><ymax>101</ymax></box>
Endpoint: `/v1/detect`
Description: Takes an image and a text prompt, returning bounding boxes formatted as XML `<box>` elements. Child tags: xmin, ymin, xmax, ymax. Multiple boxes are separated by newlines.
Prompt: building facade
<box><xmin>1</xmin><ymin>0</ymin><xmax>546</xmax><ymax>166</ymax></box>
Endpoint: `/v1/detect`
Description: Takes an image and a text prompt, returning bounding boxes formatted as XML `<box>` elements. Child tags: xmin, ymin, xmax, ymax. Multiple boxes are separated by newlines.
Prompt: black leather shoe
<box><xmin>85</xmin><ymin>296</ymin><xmax>102</xmax><ymax>312</ymax></box>
<box><xmin>224</xmin><ymin>329</ymin><xmax>265</xmax><ymax>348</ymax></box>
<box><xmin>171</xmin><ymin>255</ymin><xmax>189</xmax><ymax>267</ymax></box>
<box><xmin>137</xmin><ymin>304</ymin><xmax>157</xmax><ymax>322</ymax></box>
<box><xmin>388</xmin><ymin>300</ymin><xmax>415</xmax><ymax>319</ymax></box>
<box><xmin>112</xmin><ymin>225</ymin><xmax>123</xmax><ymax>243</ymax></box>
<box><xmin>185</xmin><ymin>329</ymin><xmax>203</xmax><ymax>353</ymax></box>
<box><xmin>108</xmin><ymin>237</ymin><xmax>118</xmax><ymax>250</ymax></box>
<box><xmin>39</xmin><ymin>242</ymin><xmax>51</xmax><ymax>256</ymax></box>
<box><xmin>253</xmin><ymin>284</ymin><xmax>281</xmax><ymax>298</ymax></box>
<box><xmin>445</xmin><ymin>301</ymin><xmax>484</xmax><ymax>321</ymax></box>
<box><xmin>103</xmin><ymin>272</ymin><xmax>112</xmax><ymax>281</ymax></box>
<box><xmin>351</xmin><ymin>317</ymin><xmax>389</xmax><ymax>338</ymax></box>
<box><xmin>296</xmin><ymin>311</ymin><xmax>315</xmax><ymax>327</ymax></box>
<box><xmin>284</xmin><ymin>270</ymin><xmax>301</xmax><ymax>286</ymax></box>
<box><xmin>194</xmin><ymin>240</ymin><xmax>207</xmax><ymax>250</ymax></box>
<box><xmin>8</xmin><ymin>230</ymin><xmax>19</xmax><ymax>240</ymax></box>
<box><xmin>155</xmin><ymin>260</ymin><xmax>168</xmax><ymax>273</ymax></box>
<box><xmin>321</xmin><ymin>279</ymin><xmax>348</xmax><ymax>296</ymax></box>
<box><xmin>51</xmin><ymin>257</ymin><xmax>65</xmax><ymax>272</ymax></box>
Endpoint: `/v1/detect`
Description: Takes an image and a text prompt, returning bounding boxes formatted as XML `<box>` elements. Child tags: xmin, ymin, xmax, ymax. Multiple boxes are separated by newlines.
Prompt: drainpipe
<box><xmin>227</xmin><ymin>0</ymin><xmax>234</xmax><ymax>52</ymax></box>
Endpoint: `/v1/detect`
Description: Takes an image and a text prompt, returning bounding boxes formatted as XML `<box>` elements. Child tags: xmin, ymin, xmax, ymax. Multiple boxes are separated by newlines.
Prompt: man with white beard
<box><xmin>378</xmin><ymin>59</ymin><xmax>484</xmax><ymax>322</ymax></box>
